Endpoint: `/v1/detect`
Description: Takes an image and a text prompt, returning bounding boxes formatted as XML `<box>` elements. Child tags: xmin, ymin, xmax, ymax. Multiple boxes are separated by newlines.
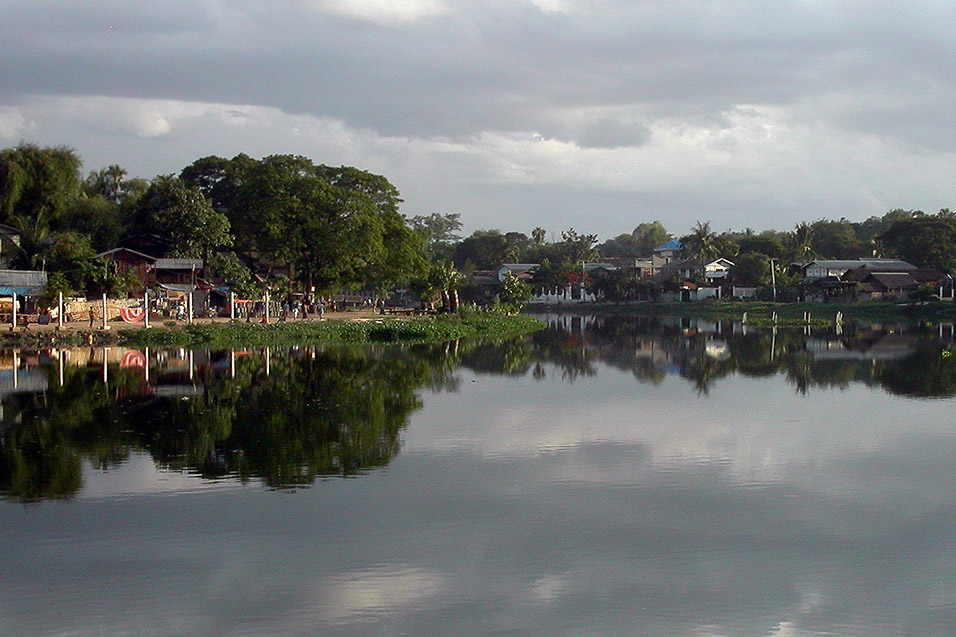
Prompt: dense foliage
<box><xmin>3</xmin><ymin>142</ymin><xmax>955</xmax><ymax>306</ymax></box>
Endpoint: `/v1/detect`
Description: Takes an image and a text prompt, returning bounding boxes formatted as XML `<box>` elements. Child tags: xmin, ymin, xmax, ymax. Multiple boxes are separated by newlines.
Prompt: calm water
<box><xmin>3</xmin><ymin>315</ymin><xmax>956</xmax><ymax>635</ymax></box>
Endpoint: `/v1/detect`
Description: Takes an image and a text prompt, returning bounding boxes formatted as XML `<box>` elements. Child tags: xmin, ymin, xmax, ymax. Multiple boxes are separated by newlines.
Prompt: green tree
<box><xmin>631</xmin><ymin>221</ymin><xmax>671</xmax><ymax>256</ymax></box>
<box><xmin>728</xmin><ymin>252</ymin><xmax>771</xmax><ymax>287</ymax></box>
<box><xmin>681</xmin><ymin>221</ymin><xmax>720</xmax><ymax>262</ymax></box>
<box><xmin>453</xmin><ymin>230</ymin><xmax>520</xmax><ymax>269</ymax></box>
<box><xmin>83</xmin><ymin>165</ymin><xmax>127</xmax><ymax>203</ymax></box>
<box><xmin>555</xmin><ymin>228</ymin><xmax>598</xmax><ymax>264</ymax></box>
<box><xmin>409</xmin><ymin>213</ymin><xmax>462</xmax><ymax>253</ymax></box>
<box><xmin>60</xmin><ymin>195</ymin><xmax>123</xmax><ymax>251</ymax></box>
<box><xmin>811</xmin><ymin>219</ymin><xmax>867</xmax><ymax>258</ymax></box>
<box><xmin>130</xmin><ymin>176</ymin><xmax>233</xmax><ymax>264</ymax></box>
<box><xmin>0</xmin><ymin>143</ymin><xmax>83</xmax><ymax>226</ymax></box>
<box><xmin>879</xmin><ymin>213</ymin><xmax>956</xmax><ymax>274</ymax></box>
<box><xmin>787</xmin><ymin>222</ymin><xmax>816</xmax><ymax>262</ymax></box>
<box><xmin>499</xmin><ymin>271</ymin><xmax>532</xmax><ymax>309</ymax></box>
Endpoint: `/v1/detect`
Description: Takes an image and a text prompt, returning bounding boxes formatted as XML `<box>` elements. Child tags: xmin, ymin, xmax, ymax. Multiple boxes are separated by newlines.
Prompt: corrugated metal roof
<box><xmin>0</xmin><ymin>269</ymin><xmax>47</xmax><ymax>293</ymax></box>
<box><xmin>654</xmin><ymin>239</ymin><xmax>682</xmax><ymax>251</ymax></box>
<box><xmin>154</xmin><ymin>258</ymin><xmax>203</xmax><ymax>270</ymax></box>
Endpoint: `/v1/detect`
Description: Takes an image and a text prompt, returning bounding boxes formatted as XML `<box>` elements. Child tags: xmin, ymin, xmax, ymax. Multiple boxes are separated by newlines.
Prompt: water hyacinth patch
<box><xmin>117</xmin><ymin>315</ymin><xmax>545</xmax><ymax>348</ymax></box>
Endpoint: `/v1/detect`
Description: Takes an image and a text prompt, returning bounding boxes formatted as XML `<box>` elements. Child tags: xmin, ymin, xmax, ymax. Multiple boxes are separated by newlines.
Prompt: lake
<box><xmin>2</xmin><ymin>314</ymin><xmax>956</xmax><ymax>635</ymax></box>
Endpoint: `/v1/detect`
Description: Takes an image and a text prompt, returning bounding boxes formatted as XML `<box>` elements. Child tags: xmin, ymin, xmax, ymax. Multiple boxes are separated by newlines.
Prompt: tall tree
<box><xmin>631</xmin><ymin>221</ymin><xmax>671</xmax><ymax>256</ymax></box>
<box><xmin>787</xmin><ymin>222</ymin><xmax>816</xmax><ymax>262</ymax></box>
<box><xmin>556</xmin><ymin>228</ymin><xmax>598</xmax><ymax>264</ymax></box>
<box><xmin>130</xmin><ymin>176</ymin><xmax>233</xmax><ymax>261</ymax></box>
<box><xmin>879</xmin><ymin>213</ymin><xmax>956</xmax><ymax>274</ymax></box>
<box><xmin>0</xmin><ymin>143</ymin><xmax>83</xmax><ymax>226</ymax></box>
<box><xmin>83</xmin><ymin>165</ymin><xmax>127</xmax><ymax>203</ymax></box>
<box><xmin>682</xmin><ymin>221</ymin><xmax>720</xmax><ymax>262</ymax></box>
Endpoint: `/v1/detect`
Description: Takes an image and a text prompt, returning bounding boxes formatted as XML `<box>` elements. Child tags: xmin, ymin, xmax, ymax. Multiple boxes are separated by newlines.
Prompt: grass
<box><xmin>116</xmin><ymin>313</ymin><xmax>546</xmax><ymax>348</ymax></box>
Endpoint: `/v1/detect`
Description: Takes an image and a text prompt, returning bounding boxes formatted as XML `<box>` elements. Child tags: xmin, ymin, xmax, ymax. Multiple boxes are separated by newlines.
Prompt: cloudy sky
<box><xmin>2</xmin><ymin>0</ymin><xmax>955</xmax><ymax>238</ymax></box>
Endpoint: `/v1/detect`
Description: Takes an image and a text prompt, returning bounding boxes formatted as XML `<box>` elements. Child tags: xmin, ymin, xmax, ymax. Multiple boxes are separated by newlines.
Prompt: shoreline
<box><xmin>0</xmin><ymin>310</ymin><xmax>545</xmax><ymax>348</ymax></box>
<box><xmin>526</xmin><ymin>299</ymin><xmax>956</xmax><ymax>323</ymax></box>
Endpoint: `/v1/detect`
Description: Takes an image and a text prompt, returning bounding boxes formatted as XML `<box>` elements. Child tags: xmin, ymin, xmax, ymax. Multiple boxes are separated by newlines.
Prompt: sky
<box><xmin>2</xmin><ymin>0</ymin><xmax>955</xmax><ymax>240</ymax></box>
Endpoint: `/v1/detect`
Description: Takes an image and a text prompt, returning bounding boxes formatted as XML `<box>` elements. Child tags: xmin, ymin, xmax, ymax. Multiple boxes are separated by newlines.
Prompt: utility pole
<box><xmin>769</xmin><ymin>257</ymin><xmax>777</xmax><ymax>302</ymax></box>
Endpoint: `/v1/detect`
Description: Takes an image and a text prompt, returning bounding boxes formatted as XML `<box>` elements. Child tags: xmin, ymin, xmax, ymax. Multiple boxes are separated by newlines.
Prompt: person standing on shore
<box><xmin>88</xmin><ymin>308</ymin><xmax>95</xmax><ymax>327</ymax></box>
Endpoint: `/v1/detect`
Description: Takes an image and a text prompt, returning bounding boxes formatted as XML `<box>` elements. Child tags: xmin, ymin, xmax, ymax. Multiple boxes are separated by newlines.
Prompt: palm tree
<box><xmin>686</xmin><ymin>221</ymin><xmax>719</xmax><ymax>262</ymax></box>
<box><xmin>788</xmin><ymin>222</ymin><xmax>816</xmax><ymax>262</ymax></box>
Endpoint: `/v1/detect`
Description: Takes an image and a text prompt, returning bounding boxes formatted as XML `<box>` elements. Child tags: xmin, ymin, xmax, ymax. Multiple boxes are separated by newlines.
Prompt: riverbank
<box><xmin>0</xmin><ymin>310</ymin><xmax>546</xmax><ymax>348</ymax></box>
<box><xmin>528</xmin><ymin>299</ymin><xmax>956</xmax><ymax>324</ymax></box>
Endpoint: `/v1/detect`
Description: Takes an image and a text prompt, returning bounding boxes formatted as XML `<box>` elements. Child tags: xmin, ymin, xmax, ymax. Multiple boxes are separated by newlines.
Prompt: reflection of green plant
<box><xmin>0</xmin><ymin>344</ymin><xmax>472</xmax><ymax>498</ymax></box>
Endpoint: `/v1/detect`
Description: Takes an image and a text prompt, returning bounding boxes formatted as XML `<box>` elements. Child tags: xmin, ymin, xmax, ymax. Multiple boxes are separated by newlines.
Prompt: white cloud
<box><xmin>317</xmin><ymin>565</ymin><xmax>447</xmax><ymax>622</ymax></box>
<box><xmin>304</xmin><ymin>0</ymin><xmax>449</xmax><ymax>25</ymax></box>
<box><xmin>0</xmin><ymin>106</ymin><xmax>34</xmax><ymax>138</ymax></box>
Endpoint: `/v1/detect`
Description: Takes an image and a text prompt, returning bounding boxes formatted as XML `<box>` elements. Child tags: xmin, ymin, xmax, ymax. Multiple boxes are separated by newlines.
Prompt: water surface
<box><xmin>2</xmin><ymin>316</ymin><xmax>956</xmax><ymax>635</ymax></box>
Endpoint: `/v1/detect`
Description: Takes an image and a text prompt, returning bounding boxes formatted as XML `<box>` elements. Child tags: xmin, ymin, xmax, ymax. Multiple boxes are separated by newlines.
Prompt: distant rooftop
<box><xmin>653</xmin><ymin>239</ymin><xmax>682</xmax><ymax>252</ymax></box>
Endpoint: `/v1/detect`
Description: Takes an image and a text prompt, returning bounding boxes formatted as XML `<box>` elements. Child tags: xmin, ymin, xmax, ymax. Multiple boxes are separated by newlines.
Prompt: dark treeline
<box><xmin>2</xmin><ymin>142</ymin><xmax>953</xmax><ymax>306</ymax></box>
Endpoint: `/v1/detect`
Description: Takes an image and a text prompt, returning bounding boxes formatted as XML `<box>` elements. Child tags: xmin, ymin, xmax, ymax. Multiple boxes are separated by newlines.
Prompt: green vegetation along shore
<box><xmin>112</xmin><ymin>314</ymin><xmax>546</xmax><ymax>348</ymax></box>
<box><xmin>529</xmin><ymin>300</ymin><xmax>956</xmax><ymax>325</ymax></box>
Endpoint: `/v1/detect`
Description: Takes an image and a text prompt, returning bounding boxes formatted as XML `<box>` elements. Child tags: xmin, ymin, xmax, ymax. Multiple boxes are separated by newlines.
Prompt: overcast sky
<box><xmin>2</xmin><ymin>0</ymin><xmax>955</xmax><ymax>239</ymax></box>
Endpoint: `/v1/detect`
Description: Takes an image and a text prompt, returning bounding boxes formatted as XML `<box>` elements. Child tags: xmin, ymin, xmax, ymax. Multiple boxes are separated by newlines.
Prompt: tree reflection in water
<box><xmin>3</xmin><ymin>316</ymin><xmax>956</xmax><ymax>500</ymax></box>
<box><xmin>0</xmin><ymin>343</ymin><xmax>464</xmax><ymax>501</ymax></box>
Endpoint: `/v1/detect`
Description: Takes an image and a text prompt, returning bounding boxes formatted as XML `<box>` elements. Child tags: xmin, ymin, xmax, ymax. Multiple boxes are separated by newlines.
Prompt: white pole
<box><xmin>770</xmin><ymin>257</ymin><xmax>777</xmax><ymax>302</ymax></box>
<box><xmin>187</xmin><ymin>291</ymin><xmax>193</xmax><ymax>324</ymax></box>
<box><xmin>230</xmin><ymin>292</ymin><xmax>235</xmax><ymax>320</ymax></box>
<box><xmin>58</xmin><ymin>291</ymin><xmax>63</xmax><ymax>329</ymax></box>
<box><xmin>265</xmin><ymin>292</ymin><xmax>270</xmax><ymax>323</ymax></box>
<box><xmin>144</xmin><ymin>290</ymin><xmax>150</xmax><ymax>328</ymax></box>
<box><xmin>102</xmin><ymin>293</ymin><xmax>108</xmax><ymax>330</ymax></box>
<box><xmin>11</xmin><ymin>292</ymin><xmax>16</xmax><ymax>330</ymax></box>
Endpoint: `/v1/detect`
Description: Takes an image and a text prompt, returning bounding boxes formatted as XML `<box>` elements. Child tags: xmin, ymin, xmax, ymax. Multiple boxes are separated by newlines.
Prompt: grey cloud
<box><xmin>5</xmin><ymin>0</ymin><xmax>956</xmax><ymax>147</ymax></box>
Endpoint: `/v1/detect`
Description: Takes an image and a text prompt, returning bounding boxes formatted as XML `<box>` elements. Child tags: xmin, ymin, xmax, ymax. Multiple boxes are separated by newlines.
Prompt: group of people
<box><xmin>275</xmin><ymin>298</ymin><xmax>325</xmax><ymax>322</ymax></box>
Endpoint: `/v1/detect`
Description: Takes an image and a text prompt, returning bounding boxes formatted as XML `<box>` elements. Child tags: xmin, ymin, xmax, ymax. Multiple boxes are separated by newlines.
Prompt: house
<box><xmin>652</xmin><ymin>240</ymin><xmax>682</xmax><ymax>268</ymax></box>
<box><xmin>97</xmin><ymin>248</ymin><xmax>155</xmax><ymax>291</ymax></box>
<box><xmin>117</xmin><ymin>234</ymin><xmax>171</xmax><ymax>259</ymax></box>
<box><xmin>97</xmin><ymin>248</ymin><xmax>202</xmax><ymax>293</ymax></box>
<box><xmin>497</xmin><ymin>263</ymin><xmax>539</xmax><ymax>281</ymax></box>
<box><xmin>0</xmin><ymin>269</ymin><xmax>47</xmax><ymax>295</ymax></box>
<box><xmin>703</xmin><ymin>258</ymin><xmax>735</xmax><ymax>283</ymax></box>
<box><xmin>656</xmin><ymin>258</ymin><xmax>701</xmax><ymax>282</ymax></box>
<box><xmin>0</xmin><ymin>269</ymin><xmax>48</xmax><ymax>313</ymax></box>
<box><xmin>603</xmin><ymin>257</ymin><xmax>655</xmax><ymax>278</ymax></box>
<box><xmin>154</xmin><ymin>257</ymin><xmax>203</xmax><ymax>286</ymax></box>
<box><xmin>857</xmin><ymin>272</ymin><xmax>922</xmax><ymax>298</ymax></box>
<box><xmin>798</xmin><ymin>258</ymin><xmax>915</xmax><ymax>282</ymax></box>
